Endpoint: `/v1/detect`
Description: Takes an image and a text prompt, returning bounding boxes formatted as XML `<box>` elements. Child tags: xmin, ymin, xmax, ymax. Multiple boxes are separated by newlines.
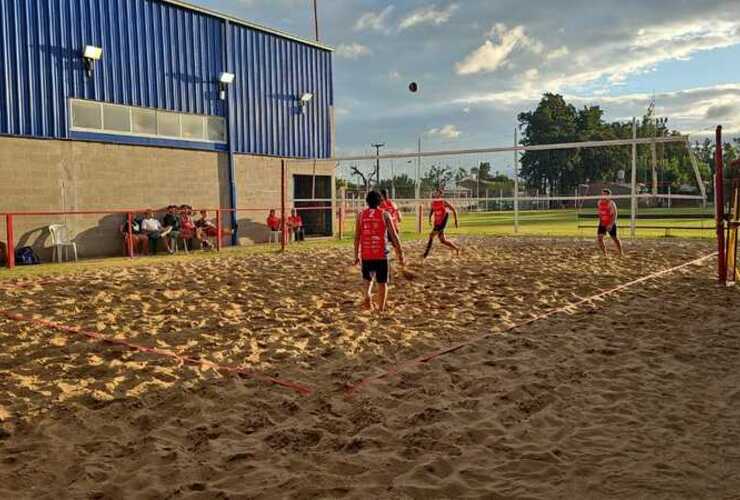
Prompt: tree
<box><xmin>518</xmin><ymin>93</ymin><xmax>580</xmax><ymax>194</ymax></box>
<box><xmin>422</xmin><ymin>164</ymin><xmax>453</xmax><ymax>192</ymax></box>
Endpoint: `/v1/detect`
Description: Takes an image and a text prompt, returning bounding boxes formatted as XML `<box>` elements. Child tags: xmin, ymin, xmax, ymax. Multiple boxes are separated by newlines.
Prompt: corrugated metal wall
<box><xmin>228</xmin><ymin>23</ymin><xmax>333</xmax><ymax>159</ymax></box>
<box><xmin>0</xmin><ymin>0</ymin><xmax>332</xmax><ymax>158</ymax></box>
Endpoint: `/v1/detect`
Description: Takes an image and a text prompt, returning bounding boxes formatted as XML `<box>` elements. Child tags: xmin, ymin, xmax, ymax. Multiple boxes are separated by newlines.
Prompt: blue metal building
<box><xmin>0</xmin><ymin>0</ymin><xmax>334</xmax><ymax>158</ymax></box>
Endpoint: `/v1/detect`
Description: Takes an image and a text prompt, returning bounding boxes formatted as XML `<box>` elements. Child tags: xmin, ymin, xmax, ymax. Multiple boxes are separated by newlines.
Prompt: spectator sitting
<box><xmin>195</xmin><ymin>210</ymin><xmax>233</xmax><ymax>250</ymax></box>
<box><xmin>267</xmin><ymin>209</ymin><xmax>281</xmax><ymax>230</ymax></box>
<box><xmin>289</xmin><ymin>209</ymin><xmax>305</xmax><ymax>242</ymax></box>
<box><xmin>162</xmin><ymin>205</ymin><xmax>181</xmax><ymax>253</ymax></box>
<box><xmin>119</xmin><ymin>214</ymin><xmax>149</xmax><ymax>256</ymax></box>
<box><xmin>179</xmin><ymin>204</ymin><xmax>197</xmax><ymax>250</ymax></box>
<box><xmin>267</xmin><ymin>209</ymin><xmax>282</xmax><ymax>243</ymax></box>
<box><xmin>141</xmin><ymin>209</ymin><xmax>169</xmax><ymax>254</ymax></box>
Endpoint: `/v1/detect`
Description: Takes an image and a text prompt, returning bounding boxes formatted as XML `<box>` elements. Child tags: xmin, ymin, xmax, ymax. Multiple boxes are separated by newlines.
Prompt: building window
<box><xmin>103</xmin><ymin>104</ymin><xmax>132</xmax><ymax>133</ymax></box>
<box><xmin>71</xmin><ymin>100</ymin><xmax>103</xmax><ymax>130</ymax></box>
<box><xmin>157</xmin><ymin>111</ymin><xmax>181</xmax><ymax>138</ymax></box>
<box><xmin>69</xmin><ymin>99</ymin><xmax>226</xmax><ymax>144</ymax></box>
<box><xmin>132</xmin><ymin>108</ymin><xmax>157</xmax><ymax>135</ymax></box>
<box><xmin>182</xmin><ymin>113</ymin><xmax>205</xmax><ymax>140</ymax></box>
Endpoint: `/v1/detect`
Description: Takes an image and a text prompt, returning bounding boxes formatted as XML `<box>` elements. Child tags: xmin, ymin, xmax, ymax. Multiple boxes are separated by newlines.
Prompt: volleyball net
<box><xmin>333</xmin><ymin>133</ymin><xmax>712</xmax><ymax>239</ymax></box>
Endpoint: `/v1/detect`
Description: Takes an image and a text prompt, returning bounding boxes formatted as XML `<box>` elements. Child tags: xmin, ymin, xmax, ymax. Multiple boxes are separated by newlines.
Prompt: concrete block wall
<box><xmin>0</xmin><ymin>137</ymin><xmax>229</xmax><ymax>261</ymax></box>
<box><xmin>234</xmin><ymin>155</ymin><xmax>336</xmax><ymax>244</ymax></box>
<box><xmin>0</xmin><ymin>137</ymin><xmax>337</xmax><ymax>264</ymax></box>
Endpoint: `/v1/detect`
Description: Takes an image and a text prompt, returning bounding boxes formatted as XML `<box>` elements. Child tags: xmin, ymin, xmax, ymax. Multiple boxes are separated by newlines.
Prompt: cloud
<box><xmin>546</xmin><ymin>46</ymin><xmax>569</xmax><ymax>60</ymax></box>
<box><xmin>456</xmin><ymin>24</ymin><xmax>543</xmax><ymax>75</ymax></box>
<box><xmin>354</xmin><ymin>6</ymin><xmax>395</xmax><ymax>33</ymax></box>
<box><xmin>427</xmin><ymin>124</ymin><xmax>462</xmax><ymax>138</ymax></box>
<box><xmin>399</xmin><ymin>4</ymin><xmax>459</xmax><ymax>30</ymax></box>
<box><xmin>704</xmin><ymin>103</ymin><xmax>738</xmax><ymax>120</ymax></box>
<box><xmin>335</xmin><ymin>43</ymin><xmax>372</xmax><ymax>59</ymax></box>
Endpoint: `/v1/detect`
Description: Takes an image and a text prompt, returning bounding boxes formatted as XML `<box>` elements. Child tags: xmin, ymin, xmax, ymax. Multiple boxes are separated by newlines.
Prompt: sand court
<box><xmin>1</xmin><ymin>237</ymin><xmax>739</xmax><ymax>498</ymax></box>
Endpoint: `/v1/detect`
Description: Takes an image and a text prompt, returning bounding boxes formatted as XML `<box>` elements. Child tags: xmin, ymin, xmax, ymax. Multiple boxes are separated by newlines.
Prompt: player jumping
<box><xmin>354</xmin><ymin>190</ymin><xmax>405</xmax><ymax>312</ymax></box>
<box><xmin>423</xmin><ymin>188</ymin><xmax>460</xmax><ymax>258</ymax></box>
<box><xmin>597</xmin><ymin>189</ymin><xmax>624</xmax><ymax>257</ymax></box>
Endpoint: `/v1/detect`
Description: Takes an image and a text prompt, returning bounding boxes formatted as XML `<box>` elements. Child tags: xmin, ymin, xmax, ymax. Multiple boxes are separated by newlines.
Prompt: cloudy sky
<box><xmin>194</xmin><ymin>0</ymin><xmax>740</xmax><ymax>163</ymax></box>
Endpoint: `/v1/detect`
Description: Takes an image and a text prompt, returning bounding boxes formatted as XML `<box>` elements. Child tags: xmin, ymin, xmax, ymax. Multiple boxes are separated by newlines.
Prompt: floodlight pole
<box><xmin>313</xmin><ymin>0</ymin><xmax>320</xmax><ymax>41</ymax></box>
<box><xmin>514</xmin><ymin>128</ymin><xmax>519</xmax><ymax>233</ymax></box>
<box><xmin>630</xmin><ymin>117</ymin><xmax>638</xmax><ymax>238</ymax></box>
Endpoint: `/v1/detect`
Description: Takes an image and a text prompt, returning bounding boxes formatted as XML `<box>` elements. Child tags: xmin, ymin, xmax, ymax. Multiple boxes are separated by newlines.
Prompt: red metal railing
<box><xmin>1</xmin><ymin>204</ymin><xmax>338</xmax><ymax>270</ymax></box>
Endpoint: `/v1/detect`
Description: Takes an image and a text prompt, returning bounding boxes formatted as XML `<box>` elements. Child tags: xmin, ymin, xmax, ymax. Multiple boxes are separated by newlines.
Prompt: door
<box><xmin>294</xmin><ymin>175</ymin><xmax>332</xmax><ymax>237</ymax></box>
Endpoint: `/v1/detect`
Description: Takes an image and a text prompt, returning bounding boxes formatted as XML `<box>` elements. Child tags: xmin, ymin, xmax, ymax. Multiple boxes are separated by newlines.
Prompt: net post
<box><xmin>513</xmin><ymin>128</ymin><xmax>519</xmax><ymax>234</ymax></box>
<box><xmin>338</xmin><ymin>187</ymin><xmax>345</xmax><ymax>240</ymax></box>
<box><xmin>6</xmin><ymin>214</ymin><xmax>15</xmax><ymax>269</ymax></box>
<box><xmin>281</xmin><ymin>159</ymin><xmax>287</xmax><ymax>252</ymax></box>
<box><xmin>417</xmin><ymin>203</ymin><xmax>423</xmax><ymax>234</ymax></box>
<box><xmin>630</xmin><ymin>118</ymin><xmax>638</xmax><ymax>238</ymax></box>
<box><xmin>127</xmin><ymin>211</ymin><xmax>134</xmax><ymax>258</ymax></box>
<box><xmin>216</xmin><ymin>209</ymin><xmax>223</xmax><ymax>252</ymax></box>
<box><xmin>715</xmin><ymin>125</ymin><xmax>727</xmax><ymax>286</ymax></box>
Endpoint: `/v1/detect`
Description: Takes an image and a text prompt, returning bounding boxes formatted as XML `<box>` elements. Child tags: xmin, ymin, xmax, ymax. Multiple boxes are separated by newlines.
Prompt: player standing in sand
<box><xmin>423</xmin><ymin>188</ymin><xmax>460</xmax><ymax>259</ymax></box>
<box><xmin>379</xmin><ymin>189</ymin><xmax>402</xmax><ymax>234</ymax></box>
<box><xmin>597</xmin><ymin>189</ymin><xmax>624</xmax><ymax>257</ymax></box>
<box><xmin>354</xmin><ymin>190</ymin><xmax>405</xmax><ymax>312</ymax></box>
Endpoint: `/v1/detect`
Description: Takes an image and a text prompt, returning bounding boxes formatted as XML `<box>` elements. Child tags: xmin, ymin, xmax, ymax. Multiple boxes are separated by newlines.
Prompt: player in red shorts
<box><xmin>423</xmin><ymin>188</ymin><xmax>460</xmax><ymax>258</ymax></box>
<box><xmin>597</xmin><ymin>189</ymin><xmax>623</xmax><ymax>257</ymax></box>
<box><xmin>354</xmin><ymin>190</ymin><xmax>405</xmax><ymax>311</ymax></box>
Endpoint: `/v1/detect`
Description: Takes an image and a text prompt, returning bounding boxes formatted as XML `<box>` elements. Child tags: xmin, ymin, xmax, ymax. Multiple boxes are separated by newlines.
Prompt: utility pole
<box><xmin>372</xmin><ymin>143</ymin><xmax>385</xmax><ymax>186</ymax></box>
<box><xmin>312</xmin><ymin>0</ymin><xmax>319</xmax><ymax>42</ymax></box>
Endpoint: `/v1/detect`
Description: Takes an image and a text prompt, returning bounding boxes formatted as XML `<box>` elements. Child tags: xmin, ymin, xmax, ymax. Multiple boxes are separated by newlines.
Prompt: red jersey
<box><xmin>379</xmin><ymin>199</ymin><xmax>400</xmax><ymax>229</ymax></box>
<box><xmin>267</xmin><ymin>215</ymin><xmax>281</xmax><ymax>231</ymax></box>
<box><xmin>598</xmin><ymin>199</ymin><xmax>614</xmax><ymax>226</ymax></box>
<box><xmin>359</xmin><ymin>209</ymin><xmax>388</xmax><ymax>260</ymax></box>
<box><xmin>431</xmin><ymin>199</ymin><xmax>447</xmax><ymax>225</ymax></box>
<box><xmin>289</xmin><ymin>215</ymin><xmax>303</xmax><ymax>227</ymax></box>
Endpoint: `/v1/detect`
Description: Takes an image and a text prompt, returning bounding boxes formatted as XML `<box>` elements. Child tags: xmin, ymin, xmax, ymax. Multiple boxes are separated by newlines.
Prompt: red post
<box><xmin>417</xmin><ymin>204</ymin><xmax>423</xmax><ymax>234</ymax></box>
<box><xmin>281</xmin><ymin>160</ymin><xmax>287</xmax><ymax>252</ymax></box>
<box><xmin>716</xmin><ymin>126</ymin><xmax>727</xmax><ymax>286</ymax></box>
<box><xmin>6</xmin><ymin>214</ymin><xmax>15</xmax><ymax>269</ymax></box>
<box><xmin>127</xmin><ymin>212</ymin><xmax>134</xmax><ymax>258</ymax></box>
<box><xmin>216</xmin><ymin>209</ymin><xmax>223</xmax><ymax>252</ymax></box>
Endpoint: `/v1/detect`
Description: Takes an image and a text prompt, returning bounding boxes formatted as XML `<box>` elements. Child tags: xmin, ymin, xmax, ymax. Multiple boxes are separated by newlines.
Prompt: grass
<box><xmin>1</xmin><ymin>208</ymin><xmax>715</xmax><ymax>280</ymax></box>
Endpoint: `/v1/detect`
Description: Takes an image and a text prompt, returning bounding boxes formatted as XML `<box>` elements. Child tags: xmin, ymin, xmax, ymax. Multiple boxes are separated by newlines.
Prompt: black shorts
<box><xmin>598</xmin><ymin>223</ymin><xmax>618</xmax><ymax>237</ymax></box>
<box><xmin>433</xmin><ymin>213</ymin><xmax>449</xmax><ymax>233</ymax></box>
<box><xmin>362</xmin><ymin>259</ymin><xmax>390</xmax><ymax>284</ymax></box>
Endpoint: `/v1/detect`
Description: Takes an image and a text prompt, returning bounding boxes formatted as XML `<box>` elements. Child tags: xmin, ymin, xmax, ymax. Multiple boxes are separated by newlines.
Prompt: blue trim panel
<box><xmin>69</xmin><ymin>130</ymin><xmax>227</xmax><ymax>152</ymax></box>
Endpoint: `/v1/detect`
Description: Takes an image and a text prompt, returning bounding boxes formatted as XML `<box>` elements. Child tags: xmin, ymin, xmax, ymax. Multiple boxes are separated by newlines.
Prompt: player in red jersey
<box><xmin>379</xmin><ymin>189</ymin><xmax>402</xmax><ymax>233</ymax></box>
<box><xmin>423</xmin><ymin>189</ymin><xmax>460</xmax><ymax>258</ymax></box>
<box><xmin>597</xmin><ymin>189</ymin><xmax>623</xmax><ymax>257</ymax></box>
<box><xmin>354</xmin><ymin>190</ymin><xmax>405</xmax><ymax>311</ymax></box>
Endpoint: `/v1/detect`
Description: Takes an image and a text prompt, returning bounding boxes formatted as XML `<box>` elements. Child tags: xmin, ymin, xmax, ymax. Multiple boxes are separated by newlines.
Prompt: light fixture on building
<box><xmin>298</xmin><ymin>93</ymin><xmax>313</xmax><ymax>113</ymax></box>
<box><xmin>219</xmin><ymin>72</ymin><xmax>235</xmax><ymax>100</ymax></box>
<box><xmin>83</xmin><ymin>45</ymin><xmax>103</xmax><ymax>78</ymax></box>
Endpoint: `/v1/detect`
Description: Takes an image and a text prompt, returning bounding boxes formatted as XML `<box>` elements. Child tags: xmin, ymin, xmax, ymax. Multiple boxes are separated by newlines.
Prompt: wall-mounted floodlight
<box><xmin>298</xmin><ymin>93</ymin><xmax>314</xmax><ymax>113</ymax></box>
<box><xmin>83</xmin><ymin>45</ymin><xmax>103</xmax><ymax>78</ymax></box>
<box><xmin>219</xmin><ymin>72</ymin><xmax>235</xmax><ymax>100</ymax></box>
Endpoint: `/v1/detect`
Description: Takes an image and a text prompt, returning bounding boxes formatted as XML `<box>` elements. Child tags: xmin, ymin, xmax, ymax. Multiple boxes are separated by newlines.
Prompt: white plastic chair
<box><xmin>48</xmin><ymin>224</ymin><xmax>78</xmax><ymax>263</ymax></box>
<box><xmin>269</xmin><ymin>230</ymin><xmax>282</xmax><ymax>244</ymax></box>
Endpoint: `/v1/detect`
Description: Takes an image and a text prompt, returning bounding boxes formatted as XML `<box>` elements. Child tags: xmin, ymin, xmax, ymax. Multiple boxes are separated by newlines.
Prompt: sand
<box><xmin>0</xmin><ymin>237</ymin><xmax>738</xmax><ymax>499</ymax></box>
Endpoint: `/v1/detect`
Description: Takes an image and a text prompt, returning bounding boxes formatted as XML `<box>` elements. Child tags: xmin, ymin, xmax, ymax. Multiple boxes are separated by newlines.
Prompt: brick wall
<box><xmin>233</xmin><ymin>155</ymin><xmax>336</xmax><ymax>244</ymax></box>
<box><xmin>0</xmin><ymin>137</ymin><xmax>228</xmax><ymax>261</ymax></box>
<box><xmin>0</xmin><ymin>137</ymin><xmax>336</xmax><ymax>263</ymax></box>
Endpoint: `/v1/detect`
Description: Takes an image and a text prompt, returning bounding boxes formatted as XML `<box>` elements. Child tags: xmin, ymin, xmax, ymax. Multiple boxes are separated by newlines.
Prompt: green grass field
<box><xmin>342</xmin><ymin>208</ymin><xmax>716</xmax><ymax>241</ymax></box>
